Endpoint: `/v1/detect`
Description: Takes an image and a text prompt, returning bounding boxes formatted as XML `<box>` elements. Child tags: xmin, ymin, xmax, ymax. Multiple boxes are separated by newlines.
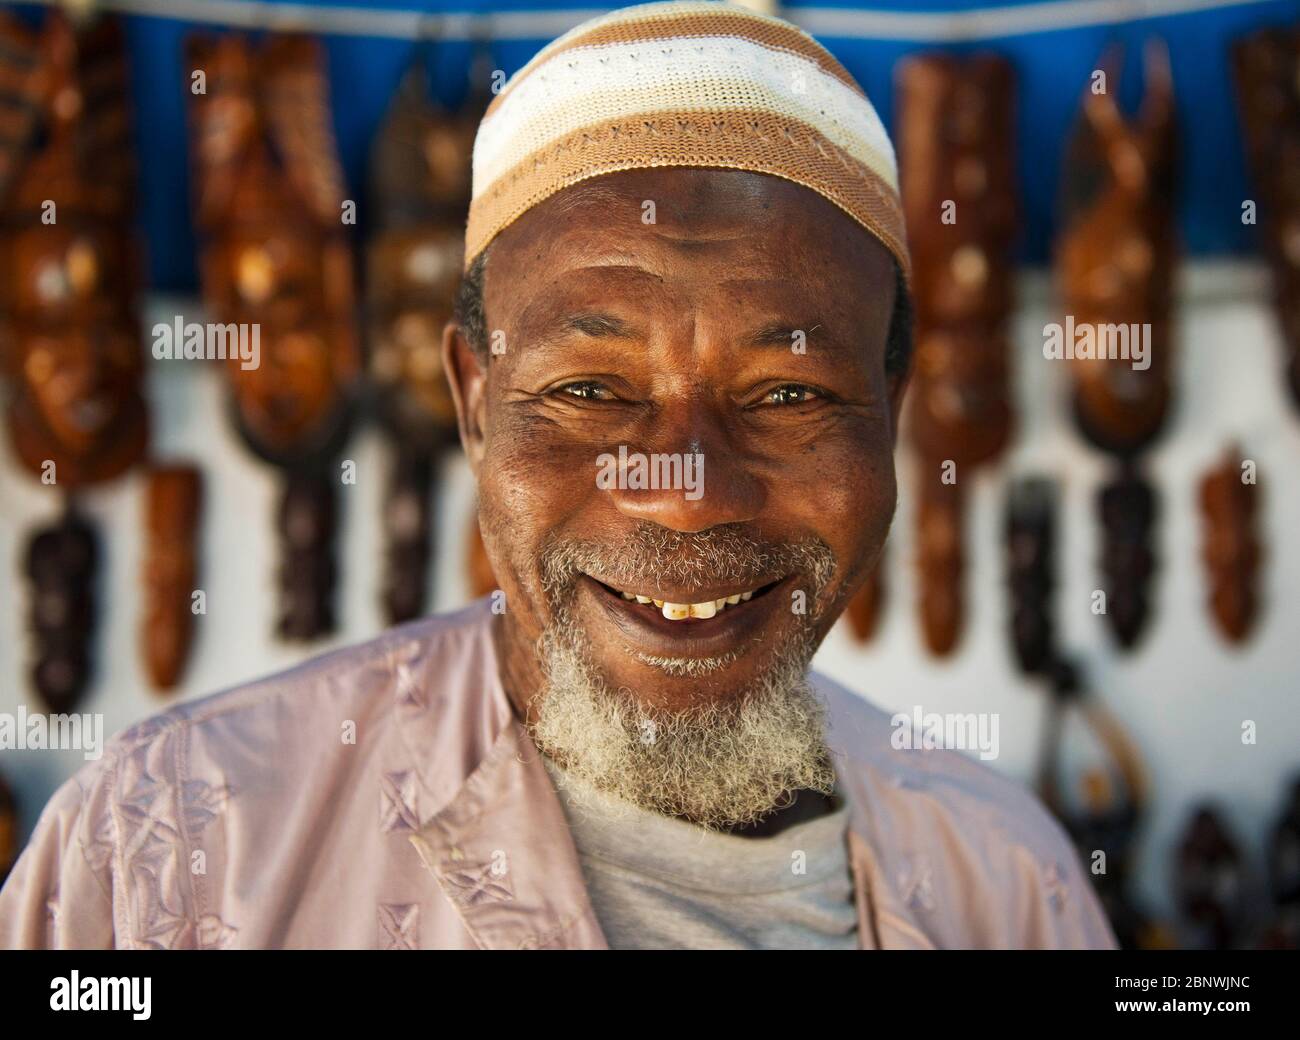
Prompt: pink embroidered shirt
<box><xmin>0</xmin><ymin>599</ymin><xmax>1117</xmax><ymax>949</ymax></box>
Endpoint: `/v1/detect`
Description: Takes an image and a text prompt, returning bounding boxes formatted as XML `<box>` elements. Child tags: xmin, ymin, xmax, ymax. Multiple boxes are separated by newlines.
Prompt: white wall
<box><xmin>2</xmin><ymin>261</ymin><xmax>1297</xmax><ymax>923</ymax></box>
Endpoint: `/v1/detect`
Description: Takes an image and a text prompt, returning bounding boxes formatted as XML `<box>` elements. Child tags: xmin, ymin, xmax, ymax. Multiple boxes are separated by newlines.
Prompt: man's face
<box><xmin>445</xmin><ymin>168</ymin><xmax>904</xmax><ymax>820</ymax></box>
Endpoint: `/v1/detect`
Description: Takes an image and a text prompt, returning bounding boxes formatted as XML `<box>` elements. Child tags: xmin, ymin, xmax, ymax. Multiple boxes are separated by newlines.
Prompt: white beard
<box><xmin>530</xmin><ymin>616</ymin><xmax>835</xmax><ymax>830</ymax></box>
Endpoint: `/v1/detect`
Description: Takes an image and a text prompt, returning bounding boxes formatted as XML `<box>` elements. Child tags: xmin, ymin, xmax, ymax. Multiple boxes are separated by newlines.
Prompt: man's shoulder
<box><xmin>813</xmin><ymin>670</ymin><xmax>1069</xmax><ymax>859</ymax></box>
<box><xmin>97</xmin><ymin>599</ymin><xmax>498</xmax><ymax>774</ymax></box>
<box><xmin>811</xmin><ymin>670</ymin><xmax>1116</xmax><ymax>948</ymax></box>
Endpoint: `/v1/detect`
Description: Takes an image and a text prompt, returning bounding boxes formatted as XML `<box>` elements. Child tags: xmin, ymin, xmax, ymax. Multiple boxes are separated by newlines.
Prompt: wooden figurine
<box><xmin>1098</xmin><ymin>464</ymin><xmax>1157</xmax><ymax>649</ymax></box>
<box><xmin>1198</xmin><ymin>445</ymin><xmax>1261</xmax><ymax>643</ymax></box>
<box><xmin>1262</xmin><ymin>777</ymin><xmax>1300</xmax><ymax>948</ymax></box>
<box><xmin>1005</xmin><ymin>477</ymin><xmax>1057</xmax><ymax>675</ymax></box>
<box><xmin>915</xmin><ymin>473</ymin><xmax>964</xmax><ymax>657</ymax></box>
<box><xmin>141</xmin><ymin>465</ymin><xmax>203</xmax><ymax>690</ymax></box>
<box><xmin>185</xmin><ymin>33</ymin><xmax>359</xmax><ymax>639</ymax></box>
<box><xmin>1056</xmin><ymin>42</ymin><xmax>1177</xmax><ymax>650</ymax></box>
<box><xmin>0</xmin><ymin>9</ymin><xmax>146</xmax><ymax>710</ymax></box>
<box><xmin>277</xmin><ymin>468</ymin><xmax>339</xmax><ymax>640</ymax></box>
<box><xmin>367</xmin><ymin>50</ymin><xmax>477</xmax><ymax>623</ymax></box>
<box><xmin>24</xmin><ymin>504</ymin><xmax>99</xmax><ymax>712</ymax></box>
<box><xmin>844</xmin><ymin>551</ymin><xmax>886</xmax><ymax>643</ymax></box>
<box><xmin>1231</xmin><ymin>25</ymin><xmax>1300</xmax><ymax>413</ymax></box>
<box><xmin>896</xmin><ymin>54</ymin><xmax>1018</xmax><ymax>655</ymax></box>
<box><xmin>1175</xmin><ymin>805</ymin><xmax>1245</xmax><ymax>950</ymax></box>
<box><xmin>1037</xmin><ymin>658</ymin><xmax>1167</xmax><ymax>949</ymax></box>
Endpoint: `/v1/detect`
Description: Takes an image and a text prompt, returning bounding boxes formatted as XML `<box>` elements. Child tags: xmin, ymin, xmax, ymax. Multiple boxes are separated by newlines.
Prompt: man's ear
<box><xmin>886</xmin><ymin>366</ymin><xmax>911</xmax><ymax>448</ymax></box>
<box><xmin>442</xmin><ymin>321</ymin><xmax>488</xmax><ymax>476</ymax></box>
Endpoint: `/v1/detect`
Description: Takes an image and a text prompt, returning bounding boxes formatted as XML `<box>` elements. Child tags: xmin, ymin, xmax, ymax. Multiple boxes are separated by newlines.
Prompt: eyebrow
<box><xmin>746</xmin><ymin>321</ymin><xmax>824</xmax><ymax>347</ymax></box>
<box><xmin>561</xmin><ymin>312</ymin><xmax>639</xmax><ymax>338</ymax></box>
<box><xmin>541</xmin><ymin>312</ymin><xmax>831</xmax><ymax>350</ymax></box>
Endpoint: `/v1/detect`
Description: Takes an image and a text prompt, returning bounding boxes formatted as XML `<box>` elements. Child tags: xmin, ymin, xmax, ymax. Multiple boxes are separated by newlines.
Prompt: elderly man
<box><xmin>0</xmin><ymin>1</ymin><xmax>1115</xmax><ymax>949</ymax></box>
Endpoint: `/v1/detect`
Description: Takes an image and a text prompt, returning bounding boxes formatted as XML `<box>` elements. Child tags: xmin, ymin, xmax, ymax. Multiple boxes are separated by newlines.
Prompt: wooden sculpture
<box><xmin>1036</xmin><ymin>658</ymin><xmax>1167</xmax><ymax>949</ymax></box>
<box><xmin>1098</xmin><ymin>464</ymin><xmax>1157</xmax><ymax>649</ymax></box>
<box><xmin>0</xmin><ymin>9</ymin><xmax>146</xmax><ymax>710</ymax></box>
<box><xmin>896</xmin><ymin>54</ymin><xmax>1017</xmax><ymax>656</ymax></box>
<box><xmin>915</xmin><ymin>475</ymin><xmax>964</xmax><ymax>655</ymax></box>
<box><xmin>1175</xmin><ymin>806</ymin><xmax>1245</xmax><ymax>950</ymax></box>
<box><xmin>367</xmin><ymin>50</ymin><xmax>477</xmax><ymax>623</ymax></box>
<box><xmin>1056</xmin><ymin>42</ymin><xmax>1177</xmax><ymax>650</ymax></box>
<box><xmin>141</xmin><ymin>465</ymin><xmax>203</xmax><ymax>689</ymax></box>
<box><xmin>1231</xmin><ymin>25</ymin><xmax>1300</xmax><ymax>413</ymax></box>
<box><xmin>1005</xmin><ymin>478</ymin><xmax>1057</xmax><ymax>675</ymax></box>
<box><xmin>24</xmin><ymin>504</ymin><xmax>98</xmax><ymax>712</ymax></box>
<box><xmin>1007</xmin><ymin>479</ymin><xmax>1168</xmax><ymax>948</ymax></box>
<box><xmin>1262</xmin><ymin>777</ymin><xmax>1300</xmax><ymax>948</ymax></box>
<box><xmin>1198</xmin><ymin>445</ymin><xmax>1262</xmax><ymax>643</ymax></box>
<box><xmin>843</xmin><ymin>552</ymin><xmax>886</xmax><ymax>643</ymax></box>
<box><xmin>185</xmin><ymin>33</ymin><xmax>359</xmax><ymax>640</ymax></box>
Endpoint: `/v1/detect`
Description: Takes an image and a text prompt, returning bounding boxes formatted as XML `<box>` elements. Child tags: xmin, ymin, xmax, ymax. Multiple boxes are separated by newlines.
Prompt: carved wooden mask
<box><xmin>0</xmin><ymin>11</ymin><xmax>146</xmax><ymax>486</ymax></box>
<box><xmin>186</xmin><ymin>33</ymin><xmax>358</xmax><ymax>466</ymax></box>
<box><xmin>366</xmin><ymin>56</ymin><xmax>476</xmax><ymax>451</ymax></box>
<box><xmin>1231</xmin><ymin>25</ymin><xmax>1300</xmax><ymax>413</ymax></box>
<box><xmin>1057</xmin><ymin>42</ymin><xmax>1178</xmax><ymax>457</ymax></box>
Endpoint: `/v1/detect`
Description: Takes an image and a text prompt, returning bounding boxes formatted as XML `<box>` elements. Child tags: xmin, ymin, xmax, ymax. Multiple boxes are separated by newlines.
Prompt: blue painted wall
<box><xmin>11</xmin><ymin>0</ymin><xmax>1300</xmax><ymax>288</ymax></box>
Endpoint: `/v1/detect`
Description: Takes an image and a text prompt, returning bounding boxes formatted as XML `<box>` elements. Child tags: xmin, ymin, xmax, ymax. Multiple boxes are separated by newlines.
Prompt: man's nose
<box><xmin>599</xmin><ymin>409</ymin><xmax>765</xmax><ymax>533</ymax></box>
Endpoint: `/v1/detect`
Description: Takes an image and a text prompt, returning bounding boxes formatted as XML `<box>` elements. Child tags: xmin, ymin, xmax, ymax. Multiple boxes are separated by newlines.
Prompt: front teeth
<box><xmin>607</xmin><ymin>579</ymin><xmax>764</xmax><ymax>619</ymax></box>
<box><xmin>614</xmin><ymin>589</ymin><xmax>759</xmax><ymax>619</ymax></box>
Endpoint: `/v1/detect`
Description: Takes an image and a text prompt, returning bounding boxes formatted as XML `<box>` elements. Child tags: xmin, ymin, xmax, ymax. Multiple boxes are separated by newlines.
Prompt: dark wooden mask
<box><xmin>366</xmin><ymin>55</ymin><xmax>476</xmax><ymax>451</ymax></box>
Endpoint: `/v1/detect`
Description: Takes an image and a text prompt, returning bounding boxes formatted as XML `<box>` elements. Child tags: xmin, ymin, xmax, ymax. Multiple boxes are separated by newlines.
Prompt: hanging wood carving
<box><xmin>1231</xmin><ymin>25</ymin><xmax>1300</xmax><ymax>413</ymax></box>
<box><xmin>141</xmin><ymin>464</ymin><xmax>203</xmax><ymax>689</ymax></box>
<box><xmin>367</xmin><ymin>48</ymin><xmax>478</xmax><ymax>623</ymax></box>
<box><xmin>1007</xmin><ymin>478</ymin><xmax>1169</xmax><ymax>947</ymax></box>
<box><xmin>1263</xmin><ymin>776</ymin><xmax>1300</xmax><ymax>948</ymax></box>
<box><xmin>1005</xmin><ymin>477</ymin><xmax>1057</xmax><ymax>675</ymax></box>
<box><xmin>843</xmin><ymin>550</ymin><xmax>886</xmax><ymax>643</ymax></box>
<box><xmin>1056</xmin><ymin>42</ymin><xmax>1177</xmax><ymax>650</ymax></box>
<box><xmin>1098</xmin><ymin>463</ymin><xmax>1157</xmax><ymax>649</ymax></box>
<box><xmin>896</xmin><ymin>53</ymin><xmax>1018</xmax><ymax>656</ymax></box>
<box><xmin>1198</xmin><ymin>445</ymin><xmax>1262</xmax><ymax>643</ymax></box>
<box><xmin>185</xmin><ymin>33</ymin><xmax>359</xmax><ymax>640</ymax></box>
<box><xmin>1175</xmin><ymin>805</ymin><xmax>1245</xmax><ymax>950</ymax></box>
<box><xmin>0</xmin><ymin>9</ymin><xmax>146</xmax><ymax>710</ymax></box>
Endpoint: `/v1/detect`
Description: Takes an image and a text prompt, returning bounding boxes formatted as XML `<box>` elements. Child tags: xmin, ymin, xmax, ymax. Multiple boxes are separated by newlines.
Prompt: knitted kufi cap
<box><xmin>463</xmin><ymin>1</ymin><xmax>909</xmax><ymax>281</ymax></box>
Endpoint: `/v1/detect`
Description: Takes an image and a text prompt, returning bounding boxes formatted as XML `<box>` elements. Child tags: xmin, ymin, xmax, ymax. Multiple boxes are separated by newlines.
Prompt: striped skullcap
<box><xmin>463</xmin><ymin>0</ymin><xmax>909</xmax><ymax>282</ymax></box>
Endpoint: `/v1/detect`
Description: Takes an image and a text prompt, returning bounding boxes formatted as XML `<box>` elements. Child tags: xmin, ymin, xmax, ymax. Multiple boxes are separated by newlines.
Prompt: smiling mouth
<box><xmin>585</xmin><ymin>575</ymin><xmax>784</xmax><ymax>621</ymax></box>
<box><xmin>577</xmin><ymin>572</ymin><xmax>796</xmax><ymax>664</ymax></box>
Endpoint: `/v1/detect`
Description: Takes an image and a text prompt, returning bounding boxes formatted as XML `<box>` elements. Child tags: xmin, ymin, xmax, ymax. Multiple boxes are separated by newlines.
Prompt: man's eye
<box><xmin>764</xmin><ymin>384</ymin><xmax>820</xmax><ymax>406</ymax></box>
<box><xmin>556</xmin><ymin>381</ymin><xmax>613</xmax><ymax>401</ymax></box>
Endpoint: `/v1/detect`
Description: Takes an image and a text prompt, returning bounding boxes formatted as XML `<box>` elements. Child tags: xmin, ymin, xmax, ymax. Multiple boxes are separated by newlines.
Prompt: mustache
<box><xmin>539</xmin><ymin>522</ymin><xmax>837</xmax><ymax>598</ymax></box>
